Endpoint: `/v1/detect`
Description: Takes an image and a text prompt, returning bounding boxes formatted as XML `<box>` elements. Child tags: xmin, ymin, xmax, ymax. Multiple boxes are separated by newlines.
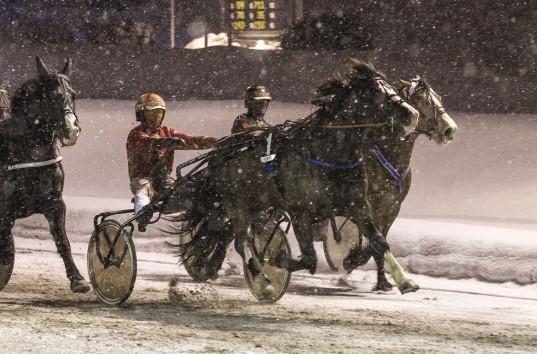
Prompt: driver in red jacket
<box><xmin>126</xmin><ymin>92</ymin><xmax>217</xmax><ymax>230</ymax></box>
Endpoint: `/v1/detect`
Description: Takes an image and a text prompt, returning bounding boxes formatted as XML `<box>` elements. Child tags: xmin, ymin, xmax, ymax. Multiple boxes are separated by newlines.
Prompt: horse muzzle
<box><xmin>434</xmin><ymin>114</ymin><xmax>458</xmax><ymax>145</ymax></box>
<box><xmin>59</xmin><ymin>111</ymin><xmax>80</xmax><ymax>146</ymax></box>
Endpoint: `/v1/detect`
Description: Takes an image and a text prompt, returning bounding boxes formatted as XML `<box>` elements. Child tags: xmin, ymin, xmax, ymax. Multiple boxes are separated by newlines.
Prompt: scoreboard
<box><xmin>228</xmin><ymin>0</ymin><xmax>287</xmax><ymax>33</ymax></box>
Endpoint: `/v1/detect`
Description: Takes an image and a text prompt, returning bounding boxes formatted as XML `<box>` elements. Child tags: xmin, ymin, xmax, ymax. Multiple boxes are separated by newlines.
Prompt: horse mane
<box><xmin>312</xmin><ymin>58</ymin><xmax>386</xmax><ymax>108</ymax></box>
<box><xmin>11</xmin><ymin>79</ymin><xmax>40</xmax><ymax>119</ymax></box>
<box><xmin>347</xmin><ymin>58</ymin><xmax>386</xmax><ymax>81</ymax></box>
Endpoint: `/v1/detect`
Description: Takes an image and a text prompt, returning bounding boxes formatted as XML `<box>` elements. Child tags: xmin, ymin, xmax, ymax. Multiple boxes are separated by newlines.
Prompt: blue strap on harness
<box><xmin>371</xmin><ymin>144</ymin><xmax>409</xmax><ymax>183</ymax></box>
<box><xmin>305</xmin><ymin>157</ymin><xmax>361</xmax><ymax>170</ymax></box>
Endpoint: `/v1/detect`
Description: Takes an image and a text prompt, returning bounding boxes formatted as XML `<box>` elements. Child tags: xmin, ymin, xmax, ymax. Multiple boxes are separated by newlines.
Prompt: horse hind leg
<box><xmin>44</xmin><ymin>199</ymin><xmax>90</xmax><ymax>293</ymax></box>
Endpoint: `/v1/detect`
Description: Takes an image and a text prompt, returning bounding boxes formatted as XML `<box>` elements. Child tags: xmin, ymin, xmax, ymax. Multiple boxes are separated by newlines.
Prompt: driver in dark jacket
<box><xmin>231</xmin><ymin>85</ymin><xmax>272</xmax><ymax>133</ymax></box>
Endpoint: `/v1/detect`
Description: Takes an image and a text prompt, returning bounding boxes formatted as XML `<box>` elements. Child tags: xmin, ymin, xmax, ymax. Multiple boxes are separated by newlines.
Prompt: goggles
<box><xmin>144</xmin><ymin>108</ymin><xmax>165</xmax><ymax>122</ymax></box>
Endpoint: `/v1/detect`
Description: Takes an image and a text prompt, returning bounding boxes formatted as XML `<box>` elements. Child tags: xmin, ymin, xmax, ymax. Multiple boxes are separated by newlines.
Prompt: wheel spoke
<box><xmin>88</xmin><ymin>220</ymin><xmax>137</xmax><ymax>305</ymax></box>
<box><xmin>244</xmin><ymin>219</ymin><xmax>292</xmax><ymax>303</ymax></box>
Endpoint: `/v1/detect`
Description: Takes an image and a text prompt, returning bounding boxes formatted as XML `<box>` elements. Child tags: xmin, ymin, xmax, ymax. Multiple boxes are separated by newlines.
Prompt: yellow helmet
<box><xmin>135</xmin><ymin>92</ymin><xmax>166</xmax><ymax>121</ymax></box>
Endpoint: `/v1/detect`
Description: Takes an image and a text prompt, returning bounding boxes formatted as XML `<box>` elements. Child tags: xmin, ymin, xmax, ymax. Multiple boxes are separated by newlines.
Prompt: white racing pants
<box><xmin>130</xmin><ymin>178</ymin><xmax>156</xmax><ymax>215</ymax></box>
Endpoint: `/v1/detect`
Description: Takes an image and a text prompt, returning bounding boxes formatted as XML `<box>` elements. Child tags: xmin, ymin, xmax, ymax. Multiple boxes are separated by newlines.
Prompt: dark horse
<box><xmin>177</xmin><ymin>59</ymin><xmax>419</xmax><ymax>295</ymax></box>
<box><xmin>341</xmin><ymin>75</ymin><xmax>458</xmax><ymax>291</ymax></box>
<box><xmin>0</xmin><ymin>57</ymin><xmax>89</xmax><ymax>292</ymax></box>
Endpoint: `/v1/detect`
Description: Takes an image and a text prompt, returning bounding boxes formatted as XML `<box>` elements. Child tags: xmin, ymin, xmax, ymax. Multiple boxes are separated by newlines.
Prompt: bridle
<box><xmin>404</xmin><ymin>78</ymin><xmax>445</xmax><ymax>139</ymax></box>
<box><xmin>299</xmin><ymin>77</ymin><xmax>410</xmax><ymax>131</ymax></box>
<box><xmin>55</xmin><ymin>73</ymin><xmax>77</xmax><ymax>119</ymax></box>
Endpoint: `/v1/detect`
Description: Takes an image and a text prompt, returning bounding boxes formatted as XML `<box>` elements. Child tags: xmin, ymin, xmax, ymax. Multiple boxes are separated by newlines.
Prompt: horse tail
<box><xmin>169</xmin><ymin>210</ymin><xmax>234</xmax><ymax>282</ymax></box>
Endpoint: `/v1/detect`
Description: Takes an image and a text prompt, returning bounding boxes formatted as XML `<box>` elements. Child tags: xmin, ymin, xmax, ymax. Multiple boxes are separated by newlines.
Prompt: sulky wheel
<box><xmin>87</xmin><ymin>220</ymin><xmax>137</xmax><ymax>305</ymax></box>
<box><xmin>323</xmin><ymin>216</ymin><xmax>367</xmax><ymax>271</ymax></box>
<box><xmin>0</xmin><ymin>235</ymin><xmax>15</xmax><ymax>291</ymax></box>
<box><xmin>244</xmin><ymin>220</ymin><xmax>292</xmax><ymax>303</ymax></box>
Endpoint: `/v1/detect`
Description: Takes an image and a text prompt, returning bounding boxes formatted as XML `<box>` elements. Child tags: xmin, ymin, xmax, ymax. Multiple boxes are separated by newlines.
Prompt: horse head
<box><xmin>400</xmin><ymin>75</ymin><xmax>457</xmax><ymax>144</ymax></box>
<box><xmin>11</xmin><ymin>57</ymin><xmax>80</xmax><ymax>146</ymax></box>
<box><xmin>314</xmin><ymin>59</ymin><xmax>419</xmax><ymax>136</ymax></box>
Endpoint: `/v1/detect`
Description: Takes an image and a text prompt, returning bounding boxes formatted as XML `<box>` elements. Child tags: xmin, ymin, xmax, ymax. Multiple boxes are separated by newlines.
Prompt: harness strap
<box><xmin>371</xmin><ymin>144</ymin><xmax>409</xmax><ymax>183</ymax></box>
<box><xmin>305</xmin><ymin>157</ymin><xmax>361</xmax><ymax>170</ymax></box>
<box><xmin>2</xmin><ymin>156</ymin><xmax>63</xmax><ymax>171</ymax></box>
<box><xmin>306</xmin><ymin>123</ymin><xmax>386</xmax><ymax>129</ymax></box>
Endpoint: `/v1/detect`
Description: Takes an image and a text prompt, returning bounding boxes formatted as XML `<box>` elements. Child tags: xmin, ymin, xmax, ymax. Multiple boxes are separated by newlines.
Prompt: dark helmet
<box><xmin>244</xmin><ymin>85</ymin><xmax>271</xmax><ymax>109</ymax></box>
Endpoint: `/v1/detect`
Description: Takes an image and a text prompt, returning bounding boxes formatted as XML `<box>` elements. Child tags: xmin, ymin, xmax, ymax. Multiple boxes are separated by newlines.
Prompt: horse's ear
<box><xmin>36</xmin><ymin>56</ymin><xmax>50</xmax><ymax>77</ymax></box>
<box><xmin>399</xmin><ymin>79</ymin><xmax>411</xmax><ymax>88</ymax></box>
<box><xmin>415</xmin><ymin>74</ymin><xmax>422</xmax><ymax>80</ymax></box>
<box><xmin>61</xmin><ymin>58</ymin><xmax>72</xmax><ymax>76</ymax></box>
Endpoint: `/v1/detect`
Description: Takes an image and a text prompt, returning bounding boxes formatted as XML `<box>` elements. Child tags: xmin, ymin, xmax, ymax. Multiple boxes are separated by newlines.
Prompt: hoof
<box><xmin>286</xmin><ymin>255</ymin><xmax>316</xmax><ymax>274</ymax></box>
<box><xmin>0</xmin><ymin>264</ymin><xmax>12</xmax><ymax>291</ymax></box>
<box><xmin>343</xmin><ymin>248</ymin><xmax>372</xmax><ymax>273</ymax></box>
<box><xmin>251</xmin><ymin>274</ymin><xmax>275</xmax><ymax>299</ymax></box>
<box><xmin>398</xmin><ymin>279</ymin><xmax>419</xmax><ymax>294</ymax></box>
<box><xmin>70</xmin><ymin>278</ymin><xmax>91</xmax><ymax>293</ymax></box>
<box><xmin>372</xmin><ymin>279</ymin><xmax>393</xmax><ymax>292</ymax></box>
<box><xmin>299</xmin><ymin>257</ymin><xmax>317</xmax><ymax>275</ymax></box>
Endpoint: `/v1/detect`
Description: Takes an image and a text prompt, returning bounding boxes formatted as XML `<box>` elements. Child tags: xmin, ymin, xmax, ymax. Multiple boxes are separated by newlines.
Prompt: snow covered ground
<box><xmin>2</xmin><ymin>237</ymin><xmax>537</xmax><ymax>353</ymax></box>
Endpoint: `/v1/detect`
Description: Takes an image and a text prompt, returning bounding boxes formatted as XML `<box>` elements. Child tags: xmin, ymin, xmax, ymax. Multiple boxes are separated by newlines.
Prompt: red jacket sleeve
<box><xmin>168</xmin><ymin>127</ymin><xmax>217</xmax><ymax>150</ymax></box>
<box><xmin>126</xmin><ymin>127</ymin><xmax>169</xmax><ymax>151</ymax></box>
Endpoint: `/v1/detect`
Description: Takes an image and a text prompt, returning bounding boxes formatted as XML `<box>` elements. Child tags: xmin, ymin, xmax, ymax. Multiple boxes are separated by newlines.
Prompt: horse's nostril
<box><xmin>443</xmin><ymin>127</ymin><xmax>454</xmax><ymax>138</ymax></box>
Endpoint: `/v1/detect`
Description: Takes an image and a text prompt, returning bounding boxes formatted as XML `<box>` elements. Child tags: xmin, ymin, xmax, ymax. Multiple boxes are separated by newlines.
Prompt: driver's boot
<box><xmin>137</xmin><ymin>213</ymin><xmax>151</xmax><ymax>232</ymax></box>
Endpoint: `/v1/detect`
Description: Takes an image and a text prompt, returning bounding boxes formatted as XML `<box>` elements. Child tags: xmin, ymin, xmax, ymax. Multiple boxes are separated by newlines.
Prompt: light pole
<box><xmin>294</xmin><ymin>0</ymin><xmax>303</xmax><ymax>23</ymax></box>
<box><xmin>170</xmin><ymin>0</ymin><xmax>175</xmax><ymax>48</ymax></box>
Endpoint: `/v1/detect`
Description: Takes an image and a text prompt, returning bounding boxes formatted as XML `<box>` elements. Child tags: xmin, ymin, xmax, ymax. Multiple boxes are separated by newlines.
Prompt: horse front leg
<box><xmin>345</xmin><ymin>212</ymin><xmax>418</xmax><ymax>294</ymax></box>
<box><xmin>0</xmin><ymin>215</ymin><xmax>15</xmax><ymax>290</ymax></box>
<box><xmin>362</xmin><ymin>222</ymin><xmax>418</xmax><ymax>294</ymax></box>
<box><xmin>383</xmin><ymin>251</ymin><xmax>419</xmax><ymax>294</ymax></box>
<box><xmin>43</xmin><ymin>198</ymin><xmax>90</xmax><ymax>293</ymax></box>
<box><xmin>372</xmin><ymin>252</ymin><xmax>393</xmax><ymax>291</ymax></box>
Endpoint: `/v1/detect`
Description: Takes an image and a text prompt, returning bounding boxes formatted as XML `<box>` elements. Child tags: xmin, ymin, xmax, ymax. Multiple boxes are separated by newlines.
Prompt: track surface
<box><xmin>1</xmin><ymin>240</ymin><xmax>536</xmax><ymax>354</ymax></box>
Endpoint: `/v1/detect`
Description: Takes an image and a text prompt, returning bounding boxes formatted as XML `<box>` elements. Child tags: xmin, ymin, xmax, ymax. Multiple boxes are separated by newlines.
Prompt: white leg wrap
<box><xmin>134</xmin><ymin>185</ymin><xmax>151</xmax><ymax>215</ymax></box>
<box><xmin>384</xmin><ymin>251</ymin><xmax>406</xmax><ymax>288</ymax></box>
